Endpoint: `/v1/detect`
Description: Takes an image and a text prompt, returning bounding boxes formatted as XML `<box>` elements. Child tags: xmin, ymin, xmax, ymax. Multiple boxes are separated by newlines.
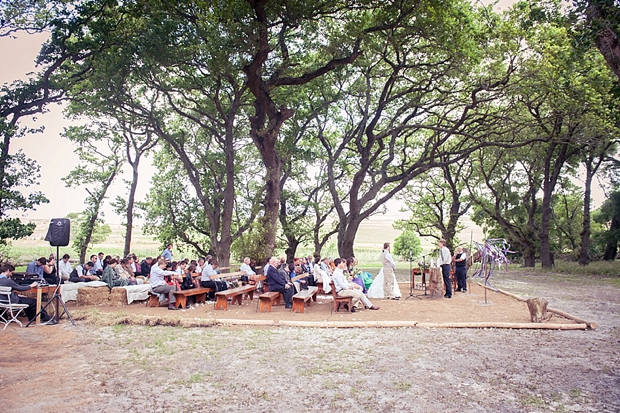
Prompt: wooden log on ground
<box><xmin>526</xmin><ymin>297</ymin><xmax>550</xmax><ymax>322</ymax></box>
<box><xmin>547</xmin><ymin>307</ymin><xmax>597</xmax><ymax>330</ymax></box>
<box><xmin>476</xmin><ymin>282</ymin><xmax>597</xmax><ymax>329</ymax></box>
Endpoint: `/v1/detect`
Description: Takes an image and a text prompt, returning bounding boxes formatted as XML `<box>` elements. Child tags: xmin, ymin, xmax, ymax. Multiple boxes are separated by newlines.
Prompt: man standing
<box><xmin>26</xmin><ymin>257</ymin><xmax>46</xmax><ymax>279</ymax></box>
<box><xmin>0</xmin><ymin>263</ymin><xmax>56</xmax><ymax>324</ymax></box>
<box><xmin>438</xmin><ymin>239</ymin><xmax>452</xmax><ymax>298</ymax></box>
<box><xmin>265</xmin><ymin>257</ymin><xmax>294</xmax><ymax>309</ymax></box>
<box><xmin>454</xmin><ymin>246</ymin><xmax>467</xmax><ymax>293</ymax></box>
<box><xmin>161</xmin><ymin>244</ymin><xmax>173</xmax><ymax>261</ymax></box>
<box><xmin>332</xmin><ymin>258</ymin><xmax>380</xmax><ymax>311</ymax></box>
<box><xmin>381</xmin><ymin>242</ymin><xmax>397</xmax><ymax>300</ymax></box>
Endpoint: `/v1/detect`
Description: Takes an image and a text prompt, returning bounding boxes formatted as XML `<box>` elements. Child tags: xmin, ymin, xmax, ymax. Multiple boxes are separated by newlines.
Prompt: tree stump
<box><xmin>526</xmin><ymin>297</ymin><xmax>551</xmax><ymax>322</ymax></box>
<box><xmin>428</xmin><ymin>267</ymin><xmax>443</xmax><ymax>299</ymax></box>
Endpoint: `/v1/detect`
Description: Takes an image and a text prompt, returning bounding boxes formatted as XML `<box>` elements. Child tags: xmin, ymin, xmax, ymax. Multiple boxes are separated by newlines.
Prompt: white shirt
<box><xmin>201</xmin><ymin>264</ymin><xmax>217</xmax><ymax>281</ymax></box>
<box><xmin>240</xmin><ymin>263</ymin><xmax>255</xmax><ymax>276</ymax></box>
<box><xmin>150</xmin><ymin>265</ymin><xmax>176</xmax><ymax>288</ymax></box>
<box><xmin>438</xmin><ymin>246</ymin><xmax>452</xmax><ymax>266</ymax></box>
<box><xmin>59</xmin><ymin>259</ymin><xmax>73</xmax><ymax>277</ymax></box>
<box><xmin>332</xmin><ymin>267</ymin><xmax>349</xmax><ymax>293</ymax></box>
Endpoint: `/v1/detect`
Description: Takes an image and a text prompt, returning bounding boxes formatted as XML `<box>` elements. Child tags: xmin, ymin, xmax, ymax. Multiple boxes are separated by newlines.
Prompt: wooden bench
<box><xmin>173</xmin><ymin>287</ymin><xmax>213</xmax><ymax>308</ymax></box>
<box><xmin>331</xmin><ymin>284</ymin><xmax>352</xmax><ymax>313</ymax></box>
<box><xmin>258</xmin><ymin>291</ymin><xmax>282</xmax><ymax>312</ymax></box>
<box><xmin>214</xmin><ymin>284</ymin><xmax>256</xmax><ymax>310</ymax></box>
<box><xmin>291</xmin><ymin>286</ymin><xmax>318</xmax><ymax>313</ymax></box>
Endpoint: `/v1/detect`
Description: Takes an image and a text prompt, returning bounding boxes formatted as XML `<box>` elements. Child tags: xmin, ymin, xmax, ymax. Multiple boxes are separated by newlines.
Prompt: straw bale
<box><xmin>109</xmin><ymin>287</ymin><xmax>128</xmax><ymax>306</ymax></box>
<box><xmin>77</xmin><ymin>286</ymin><xmax>110</xmax><ymax>306</ymax></box>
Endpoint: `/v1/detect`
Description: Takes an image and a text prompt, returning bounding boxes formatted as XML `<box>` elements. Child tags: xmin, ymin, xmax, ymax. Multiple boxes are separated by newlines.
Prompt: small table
<box><xmin>24</xmin><ymin>285</ymin><xmax>60</xmax><ymax>324</ymax></box>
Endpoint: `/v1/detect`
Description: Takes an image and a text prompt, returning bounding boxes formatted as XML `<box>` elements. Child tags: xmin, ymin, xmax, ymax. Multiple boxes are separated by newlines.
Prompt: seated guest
<box><xmin>266</xmin><ymin>257</ymin><xmax>294</xmax><ymax>308</ymax></box>
<box><xmin>314</xmin><ymin>257</ymin><xmax>333</xmax><ymax>294</ymax></box>
<box><xmin>117</xmin><ymin>258</ymin><xmax>137</xmax><ymax>285</ymax></box>
<box><xmin>101</xmin><ymin>259</ymin><xmax>128</xmax><ymax>289</ymax></box>
<box><xmin>130</xmin><ymin>254</ymin><xmax>141</xmax><ymax>275</ymax></box>
<box><xmin>195</xmin><ymin>258</ymin><xmax>205</xmax><ymax>273</ymax></box>
<box><xmin>87</xmin><ymin>255</ymin><xmax>102</xmax><ymax>276</ymax></box>
<box><xmin>289</xmin><ymin>262</ymin><xmax>308</xmax><ymax>292</ymax></box>
<box><xmin>150</xmin><ymin>258</ymin><xmax>180</xmax><ymax>310</ymax></box>
<box><xmin>347</xmin><ymin>257</ymin><xmax>366</xmax><ymax>293</ymax></box>
<box><xmin>141</xmin><ymin>257</ymin><xmax>153</xmax><ymax>276</ymax></box>
<box><xmin>68</xmin><ymin>262</ymin><xmax>99</xmax><ymax>283</ymax></box>
<box><xmin>26</xmin><ymin>257</ymin><xmax>46</xmax><ymax>279</ymax></box>
<box><xmin>43</xmin><ymin>256</ymin><xmax>59</xmax><ymax>285</ymax></box>
<box><xmin>96</xmin><ymin>252</ymin><xmax>104</xmax><ymax>270</ymax></box>
<box><xmin>200</xmin><ymin>258</ymin><xmax>227</xmax><ymax>300</ymax></box>
<box><xmin>102</xmin><ymin>255</ymin><xmax>112</xmax><ymax>270</ymax></box>
<box><xmin>58</xmin><ymin>254</ymin><xmax>73</xmax><ymax>282</ymax></box>
<box><xmin>332</xmin><ymin>258</ymin><xmax>379</xmax><ymax>312</ymax></box>
<box><xmin>240</xmin><ymin>256</ymin><xmax>255</xmax><ymax>278</ymax></box>
<box><xmin>0</xmin><ymin>263</ymin><xmax>56</xmax><ymax>324</ymax></box>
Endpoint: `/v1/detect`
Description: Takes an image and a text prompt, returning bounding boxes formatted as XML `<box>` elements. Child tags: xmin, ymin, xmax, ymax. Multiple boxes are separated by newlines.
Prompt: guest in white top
<box><xmin>150</xmin><ymin>258</ymin><xmax>181</xmax><ymax>310</ymax></box>
<box><xmin>332</xmin><ymin>258</ymin><xmax>379</xmax><ymax>311</ymax></box>
<box><xmin>58</xmin><ymin>254</ymin><xmax>73</xmax><ymax>281</ymax></box>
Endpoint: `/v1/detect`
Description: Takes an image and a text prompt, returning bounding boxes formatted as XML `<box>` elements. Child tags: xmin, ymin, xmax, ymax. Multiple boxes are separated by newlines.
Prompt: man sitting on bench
<box><xmin>332</xmin><ymin>258</ymin><xmax>380</xmax><ymax>312</ymax></box>
<box><xmin>266</xmin><ymin>257</ymin><xmax>294</xmax><ymax>309</ymax></box>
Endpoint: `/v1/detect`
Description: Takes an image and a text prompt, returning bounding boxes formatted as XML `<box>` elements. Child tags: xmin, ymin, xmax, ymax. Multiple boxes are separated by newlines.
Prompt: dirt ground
<box><xmin>1</xmin><ymin>271</ymin><xmax>619</xmax><ymax>412</ymax></box>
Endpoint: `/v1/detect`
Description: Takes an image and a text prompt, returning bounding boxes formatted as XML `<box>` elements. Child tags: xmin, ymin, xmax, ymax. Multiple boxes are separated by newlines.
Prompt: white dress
<box><xmin>367</xmin><ymin>268</ymin><xmax>401</xmax><ymax>299</ymax></box>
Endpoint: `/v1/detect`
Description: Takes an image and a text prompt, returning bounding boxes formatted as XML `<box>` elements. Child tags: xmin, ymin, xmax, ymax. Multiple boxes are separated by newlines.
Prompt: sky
<box><xmin>0</xmin><ymin>0</ymin><xmax>607</xmax><ymax>228</ymax></box>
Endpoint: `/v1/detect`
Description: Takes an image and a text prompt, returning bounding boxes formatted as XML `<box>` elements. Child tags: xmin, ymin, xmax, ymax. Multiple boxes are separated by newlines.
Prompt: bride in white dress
<box><xmin>367</xmin><ymin>268</ymin><xmax>401</xmax><ymax>299</ymax></box>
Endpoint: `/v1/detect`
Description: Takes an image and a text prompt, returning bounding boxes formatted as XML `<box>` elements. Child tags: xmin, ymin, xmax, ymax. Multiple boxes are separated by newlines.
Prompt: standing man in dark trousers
<box><xmin>438</xmin><ymin>239</ymin><xmax>452</xmax><ymax>299</ymax></box>
<box><xmin>453</xmin><ymin>246</ymin><xmax>467</xmax><ymax>292</ymax></box>
<box><xmin>265</xmin><ymin>257</ymin><xmax>294</xmax><ymax>309</ymax></box>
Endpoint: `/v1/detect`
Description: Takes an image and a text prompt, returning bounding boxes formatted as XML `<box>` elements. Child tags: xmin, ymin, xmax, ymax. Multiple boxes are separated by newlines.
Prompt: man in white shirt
<box><xmin>332</xmin><ymin>258</ymin><xmax>379</xmax><ymax>311</ymax></box>
<box><xmin>240</xmin><ymin>257</ymin><xmax>255</xmax><ymax>277</ymax></box>
<box><xmin>438</xmin><ymin>239</ymin><xmax>452</xmax><ymax>298</ymax></box>
<box><xmin>150</xmin><ymin>258</ymin><xmax>180</xmax><ymax>310</ymax></box>
<box><xmin>58</xmin><ymin>254</ymin><xmax>73</xmax><ymax>282</ymax></box>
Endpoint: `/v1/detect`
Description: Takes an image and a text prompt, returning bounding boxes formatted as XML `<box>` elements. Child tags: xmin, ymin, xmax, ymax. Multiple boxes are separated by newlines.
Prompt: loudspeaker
<box><xmin>45</xmin><ymin>218</ymin><xmax>71</xmax><ymax>247</ymax></box>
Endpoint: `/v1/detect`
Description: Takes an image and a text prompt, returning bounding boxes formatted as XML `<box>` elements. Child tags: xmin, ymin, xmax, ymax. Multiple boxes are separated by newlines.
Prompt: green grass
<box><xmin>526</xmin><ymin>260</ymin><xmax>620</xmax><ymax>277</ymax></box>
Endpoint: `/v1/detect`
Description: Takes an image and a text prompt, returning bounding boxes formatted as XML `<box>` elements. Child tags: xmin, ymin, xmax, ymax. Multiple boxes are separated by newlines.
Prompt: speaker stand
<box><xmin>26</xmin><ymin>245</ymin><xmax>76</xmax><ymax>327</ymax></box>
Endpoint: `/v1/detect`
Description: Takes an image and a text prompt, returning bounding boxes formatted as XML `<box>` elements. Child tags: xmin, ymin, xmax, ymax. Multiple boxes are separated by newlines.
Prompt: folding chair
<box><xmin>0</xmin><ymin>286</ymin><xmax>30</xmax><ymax>330</ymax></box>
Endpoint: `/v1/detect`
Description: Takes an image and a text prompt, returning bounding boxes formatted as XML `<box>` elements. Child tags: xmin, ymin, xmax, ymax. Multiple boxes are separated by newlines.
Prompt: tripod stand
<box><xmin>405</xmin><ymin>252</ymin><xmax>421</xmax><ymax>300</ymax></box>
<box><xmin>26</xmin><ymin>245</ymin><xmax>76</xmax><ymax>327</ymax></box>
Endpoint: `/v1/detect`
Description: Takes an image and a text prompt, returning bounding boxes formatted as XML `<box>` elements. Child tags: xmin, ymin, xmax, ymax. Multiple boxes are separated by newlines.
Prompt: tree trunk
<box><xmin>540</xmin><ymin>185</ymin><xmax>554</xmax><ymax>268</ymax></box>
<box><xmin>526</xmin><ymin>297</ymin><xmax>550</xmax><ymax>323</ymax></box>
<box><xmin>123</xmin><ymin>162</ymin><xmax>140</xmax><ymax>257</ymax></box>
<box><xmin>337</xmin><ymin>216</ymin><xmax>362</xmax><ymax>258</ymax></box>
<box><xmin>603</xmin><ymin>216</ymin><xmax>619</xmax><ymax>260</ymax></box>
<box><xmin>523</xmin><ymin>248</ymin><xmax>536</xmax><ymax>268</ymax></box>
<box><xmin>579</xmin><ymin>163</ymin><xmax>593</xmax><ymax>265</ymax></box>
<box><xmin>588</xmin><ymin>2</ymin><xmax>620</xmax><ymax>83</ymax></box>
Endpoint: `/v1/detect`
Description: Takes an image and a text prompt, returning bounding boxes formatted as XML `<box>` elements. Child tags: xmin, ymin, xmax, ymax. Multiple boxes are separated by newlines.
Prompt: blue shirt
<box><xmin>161</xmin><ymin>248</ymin><xmax>172</xmax><ymax>261</ymax></box>
<box><xmin>26</xmin><ymin>261</ymin><xmax>44</xmax><ymax>278</ymax></box>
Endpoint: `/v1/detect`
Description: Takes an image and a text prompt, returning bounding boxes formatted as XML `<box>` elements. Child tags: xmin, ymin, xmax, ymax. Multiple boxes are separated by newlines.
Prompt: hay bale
<box><xmin>77</xmin><ymin>286</ymin><xmax>110</xmax><ymax>306</ymax></box>
<box><xmin>109</xmin><ymin>287</ymin><xmax>128</xmax><ymax>306</ymax></box>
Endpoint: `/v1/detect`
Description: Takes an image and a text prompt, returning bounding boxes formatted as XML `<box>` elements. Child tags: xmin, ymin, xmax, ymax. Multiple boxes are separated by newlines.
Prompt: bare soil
<box><xmin>1</xmin><ymin>270</ymin><xmax>618</xmax><ymax>412</ymax></box>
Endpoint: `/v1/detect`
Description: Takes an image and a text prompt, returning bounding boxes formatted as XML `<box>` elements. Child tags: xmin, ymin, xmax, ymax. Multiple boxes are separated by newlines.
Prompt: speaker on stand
<box><xmin>27</xmin><ymin>218</ymin><xmax>76</xmax><ymax>327</ymax></box>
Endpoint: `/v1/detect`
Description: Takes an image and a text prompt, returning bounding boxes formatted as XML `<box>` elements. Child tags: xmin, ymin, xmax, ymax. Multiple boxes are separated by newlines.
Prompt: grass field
<box><xmin>8</xmin><ymin>217</ymin><xmax>619</xmax><ymax>277</ymax></box>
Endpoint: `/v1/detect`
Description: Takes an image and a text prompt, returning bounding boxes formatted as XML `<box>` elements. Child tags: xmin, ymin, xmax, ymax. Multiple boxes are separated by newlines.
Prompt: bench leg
<box><xmin>147</xmin><ymin>294</ymin><xmax>160</xmax><ymax>308</ymax></box>
<box><xmin>175</xmin><ymin>295</ymin><xmax>187</xmax><ymax>309</ymax></box>
<box><xmin>215</xmin><ymin>296</ymin><xmax>228</xmax><ymax>310</ymax></box>
<box><xmin>195</xmin><ymin>293</ymin><xmax>206</xmax><ymax>304</ymax></box>
<box><xmin>233</xmin><ymin>293</ymin><xmax>243</xmax><ymax>306</ymax></box>
<box><xmin>259</xmin><ymin>298</ymin><xmax>272</xmax><ymax>312</ymax></box>
<box><xmin>292</xmin><ymin>298</ymin><xmax>304</xmax><ymax>313</ymax></box>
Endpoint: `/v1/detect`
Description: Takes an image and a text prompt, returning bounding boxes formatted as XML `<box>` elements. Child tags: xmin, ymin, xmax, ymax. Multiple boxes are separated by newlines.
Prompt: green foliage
<box><xmin>66</xmin><ymin>212</ymin><xmax>112</xmax><ymax>249</ymax></box>
<box><xmin>393</xmin><ymin>230</ymin><xmax>422</xmax><ymax>260</ymax></box>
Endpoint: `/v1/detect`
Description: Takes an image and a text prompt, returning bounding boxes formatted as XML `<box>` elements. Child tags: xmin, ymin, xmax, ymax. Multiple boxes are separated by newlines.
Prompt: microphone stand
<box><xmin>405</xmin><ymin>252</ymin><xmax>421</xmax><ymax>300</ymax></box>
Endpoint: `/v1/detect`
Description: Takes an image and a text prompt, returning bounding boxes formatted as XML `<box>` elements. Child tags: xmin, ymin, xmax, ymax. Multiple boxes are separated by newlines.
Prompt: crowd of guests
<box><xmin>19</xmin><ymin>246</ymin><xmax>384</xmax><ymax>313</ymax></box>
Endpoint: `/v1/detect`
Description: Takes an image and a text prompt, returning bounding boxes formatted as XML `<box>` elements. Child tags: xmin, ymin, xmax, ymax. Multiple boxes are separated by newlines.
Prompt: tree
<box><xmin>396</xmin><ymin>160</ymin><xmax>472</xmax><ymax>251</ymax></box>
<box><xmin>393</xmin><ymin>230</ymin><xmax>422</xmax><ymax>261</ymax></box>
<box><xmin>594</xmin><ymin>190</ymin><xmax>620</xmax><ymax>260</ymax></box>
<box><xmin>62</xmin><ymin>124</ymin><xmax>121</xmax><ymax>262</ymax></box>
<box><xmin>314</xmin><ymin>0</ymin><xmax>520</xmax><ymax>257</ymax></box>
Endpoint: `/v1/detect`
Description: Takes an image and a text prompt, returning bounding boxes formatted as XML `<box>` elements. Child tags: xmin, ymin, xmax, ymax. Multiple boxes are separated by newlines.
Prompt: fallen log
<box><xmin>547</xmin><ymin>307</ymin><xmax>597</xmax><ymax>330</ymax></box>
<box><xmin>477</xmin><ymin>282</ymin><xmax>597</xmax><ymax>329</ymax></box>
